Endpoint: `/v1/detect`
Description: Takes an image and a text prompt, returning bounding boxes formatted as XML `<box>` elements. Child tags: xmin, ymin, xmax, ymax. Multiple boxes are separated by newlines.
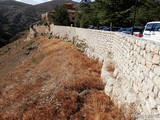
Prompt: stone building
<box><xmin>65</xmin><ymin>2</ymin><xmax>78</xmax><ymax>24</ymax></box>
<box><xmin>41</xmin><ymin>1</ymin><xmax>78</xmax><ymax>25</ymax></box>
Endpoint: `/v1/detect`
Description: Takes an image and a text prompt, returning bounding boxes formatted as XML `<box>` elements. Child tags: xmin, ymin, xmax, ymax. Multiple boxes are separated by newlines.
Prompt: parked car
<box><xmin>122</xmin><ymin>26</ymin><xmax>144</xmax><ymax>37</ymax></box>
<box><xmin>143</xmin><ymin>21</ymin><xmax>160</xmax><ymax>41</ymax></box>
<box><xmin>99</xmin><ymin>26</ymin><xmax>108</xmax><ymax>30</ymax></box>
<box><xmin>102</xmin><ymin>27</ymin><xmax>122</xmax><ymax>31</ymax></box>
<box><xmin>87</xmin><ymin>25</ymin><xmax>94</xmax><ymax>29</ymax></box>
<box><xmin>102</xmin><ymin>27</ymin><xmax>110</xmax><ymax>31</ymax></box>
<box><xmin>112</xmin><ymin>27</ymin><xmax>122</xmax><ymax>31</ymax></box>
<box><xmin>134</xmin><ymin>31</ymin><xmax>144</xmax><ymax>37</ymax></box>
<box><xmin>87</xmin><ymin>25</ymin><xmax>99</xmax><ymax>30</ymax></box>
<box><xmin>117</xmin><ymin>28</ymin><xmax>128</xmax><ymax>32</ymax></box>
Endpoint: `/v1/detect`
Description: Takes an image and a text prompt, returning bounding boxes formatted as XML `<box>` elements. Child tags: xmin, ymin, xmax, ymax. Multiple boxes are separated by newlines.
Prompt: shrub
<box><xmin>106</xmin><ymin>62</ymin><xmax>115</xmax><ymax>72</ymax></box>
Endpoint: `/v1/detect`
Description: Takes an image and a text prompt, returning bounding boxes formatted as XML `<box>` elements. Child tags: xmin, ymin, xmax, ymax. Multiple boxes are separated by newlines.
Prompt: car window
<box><xmin>145</xmin><ymin>23</ymin><xmax>154</xmax><ymax>31</ymax></box>
<box><xmin>155</xmin><ymin>23</ymin><xmax>160</xmax><ymax>31</ymax></box>
<box><xmin>127</xmin><ymin>28</ymin><xmax>131</xmax><ymax>31</ymax></box>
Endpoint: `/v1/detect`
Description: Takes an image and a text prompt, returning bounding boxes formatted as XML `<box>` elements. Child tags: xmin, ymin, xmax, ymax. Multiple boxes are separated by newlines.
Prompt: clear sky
<box><xmin>15</xmin><ymin>0</ymin><xmax>94</xmax><ymax>5</ymax></box>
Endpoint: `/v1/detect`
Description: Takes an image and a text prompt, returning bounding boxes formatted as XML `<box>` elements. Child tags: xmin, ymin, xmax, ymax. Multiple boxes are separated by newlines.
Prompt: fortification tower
<box><xmin>65</xmin><ymin>1</ymin><xmax>73</xmax><ymax>9</ymax></box>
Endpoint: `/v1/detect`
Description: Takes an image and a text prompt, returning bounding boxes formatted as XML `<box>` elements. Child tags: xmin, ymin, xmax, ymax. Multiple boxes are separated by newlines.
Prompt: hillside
<box><xmin>0</xmin><ymin>0</ymin><xmax>78</xmax><ymax>48</ymax></box>
<box><xmin>0</xmin><ymin>35</ymin><xmax>133</xmax><ymax>120</ymax></box>
<box><xmin>0</xmin><ymin>0</ymin><xmax>37</xmax><ymax>47</ymax></box>
<box><xmin>34</xmin><ymin>0</ymin><xmax>77</xmax><ymax>14</ymax></box>
<box><xmin>0</xmin><ymin>0</ymin><xmax>32</xmax><ymax>7</ymax></box>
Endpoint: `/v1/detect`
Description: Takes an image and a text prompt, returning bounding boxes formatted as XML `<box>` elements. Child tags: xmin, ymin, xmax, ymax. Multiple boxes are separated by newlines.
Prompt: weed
<box><xmin>26</xmin><ymin>40</ymin><xmax>35</xmax><ymax>47</ymax></box>
<box><xmin>32</xmin><ymin>57</ymin><xmax>37</xmax><ymax>63</ymax></box>
<box><xmin>107</xmin><ymin>62</ymin><xmax>115</xmax><ymax>72</ymax></box>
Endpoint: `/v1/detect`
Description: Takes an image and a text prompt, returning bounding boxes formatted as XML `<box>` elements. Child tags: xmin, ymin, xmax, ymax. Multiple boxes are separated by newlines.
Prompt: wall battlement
<box><xmin>31</xmin><ymin>24</ymin><xmax>160</xmax><ymax>118</ymax></box>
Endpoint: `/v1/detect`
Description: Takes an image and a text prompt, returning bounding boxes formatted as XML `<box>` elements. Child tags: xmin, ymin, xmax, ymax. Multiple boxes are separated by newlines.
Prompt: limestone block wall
<box><xmin>49</xmin><ymin>24</ymin><xmax>76</xmax><ymax>42</ymax></box>
<box><xmin>34</xmin><ymin>25</ymin><xmax>160</xmax><ymax>118</ymax></box>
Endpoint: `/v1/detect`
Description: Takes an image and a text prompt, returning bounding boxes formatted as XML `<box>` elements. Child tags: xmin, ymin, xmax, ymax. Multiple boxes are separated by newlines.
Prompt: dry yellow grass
<box><xmin>0</xmin><ymin>37</ymin><xmax>134</xmax><ymax>120</ymax></box>
<box><xmin>106</xmin><ymin>62</ymin><xmax>115</xmax><ymax>73</ymax></box>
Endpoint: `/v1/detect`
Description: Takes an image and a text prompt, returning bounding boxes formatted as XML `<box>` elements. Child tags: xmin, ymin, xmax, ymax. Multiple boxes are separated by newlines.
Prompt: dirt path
<box><xmin>0</xmin><ymin>37</ymin><xmax>133</xmax><ymax>120</ymax></box>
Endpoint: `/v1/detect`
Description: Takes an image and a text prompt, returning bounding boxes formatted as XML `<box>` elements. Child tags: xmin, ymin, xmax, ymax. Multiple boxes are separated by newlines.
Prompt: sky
<box><xmin>15</xmin><ymin>0</ymin><xmax>94</xmax><ymax>5</ymax></box>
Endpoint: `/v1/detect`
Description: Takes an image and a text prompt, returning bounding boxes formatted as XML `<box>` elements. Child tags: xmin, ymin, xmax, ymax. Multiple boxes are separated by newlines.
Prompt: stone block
<box><xmin>130</xmin><ymin>50</ymin><xmax>134</xmax><ymax>55</ymax></box>
<box><xmin>113</xmin><ymin>68</ymin><xmax>118</xmax><ymax>78</ymax></box>
<box><xmin>136</xmin><ymin>105</ymin><xmax>143</xmax><ymax>113</ymax></box>
<box><xmin>133</xmin><ymin>84</ymin><xmax>139</xmax><ymax>93</ymax></box>
<box><xmin>148</xmin><ymin>90</ymin><xmax>156</xmax><ymax>99</ymax></box>
<box><xmin>151</xmin><ymin>45</ymin><xmax>159</xmax><ymax>54</ymax></box>
<box><xmin>153</xmin><ymin>76</ymin><xmax>160</xmax><ymax>86</ymax></box>
<box><xmin>126</xmin><ymin>93</ymin><xmax>137</xmax><ymax>104</ymax></box>
<box><xmin>140</xmin><ymin>41</ymin><xmax>147</xmax><ymax>50</ymax></box>
<box><xmin>130</xmin><ymin>44</ymin><xmax>134</xmax><ymax>50</ymax></box>
<box><xmin>146</xmin><ymin>101</ymin><xmax>152</xmax><ymax>113</ymax></box>
<box><xmin>142</xmin><ymin>66</ymin><xmax>150</xmax><ymax>76</ymax></box>
<box><xmin>155</xmin><ymin>97</ymin><xmax>160</xmax><ymax>105</ymax></box>
<box><xmin>146</xmin><ymin>61</ymin><xmax>153</xmax><ymax>69</ymax></box>
<box><xmin>148</xmin><ymin>96</ymin><xmax>156</xmax><ymax>109</ymax></box>
<box><xmin>149</xmin><ymin>71</ymin><xmax>156</xmax><ymax>80</ymax></box>
<box><xmin>146</xmin><ymin>78</ymin><xmax>154</xmax><ymax>92</ymax></box>
<box><xmin>137</xmin><ymin>54</ymin><xmax>142</xmax><ymax>61</ymax></box>
<box><xmin>134</xmin><ymin>44</ymin><xmax>138</xmax><ymax>51</ymax></box>
<box><xmin>138</xmin><ymin>92</ymin><xmax>146</xmax><ymax>103</ymax></box>
<box><xmin>142</xmin><ymin>101</ymin><xmax>151</xmax><ymax>114</ymax></box>
<box><xmin>136</xmin><ymin>39</ymin><xmax>142</xmax><ymax>46</ymax></box>
<box><xmin>146</xmin><ymin>44</ymin><xmax>151</xmax><ymax>52</ymax></box>
<box><xmin>104</xmin><ymin>85</ymin><xmax>112</xmax><ymax>96</ymax></box>
<box><xmin>129</xmin><ymin>63</ymin><xmax>134</xmax><ymax>68</ymax></box>
<box><xmin>140</xmin><ymin>72</ymin><xmax>145</xmax><ymax>80</ymax></box>
<box><xmin>138</xmin><ymin>80</ymin><xmax>143</xmax><ymax>88</ymax></box>
<box><xmin>141</xmin><ymin>50</ymin><xmax>146</xmax><ymax>57</ymax></box>
<box><xmin>134</xmin><ymin>51</ymin><xmax>139</xmax><ymax>58</ymax></box>
<box><xmin>142</xmin><ymin>80</ymin><xmax>149</xmax><ymax>91</ymax></box>
<box><xmin>106</xmin><ymin>78</ymin><xmax>116</xmax><ymax>86</ymax></box>
<box><xmin>141</xmin><ymin>57</ymin><xmax>146</xmax><ymax>65</ymax></box>
<box><xmin>112</xmin><ymin>86</ymin><xmax>122</xmax><ymax>97</ymax></box>
<box><xmin>152</xmin><ymin>109</ymin><xmax>159</xmax><ymax>117</ymax></box>
<box><xmin>137</xmin><ymin>46</ymin><xmax>141</xmax><ymax>53</ymax></box>
<box><xmin>153</xmin><ymin>85</ymin><xmax>159</xmax><ymax>96</ymax></box>
<box><xmin>129</xmin><ymin>37</ymin><xmax>136</xmax><ymax>44</ymax></box>
<box><xmin>152</xmin><ymin>54</ymin><xmax>160</xmax><ymax>64</ymax></box>
<box><xmin>153</xmin><ymin>65</ymin><xmax>160</xmax><ymax>76</ymax></box>
<box><xmin>145</xmin><ymin>52</ymin><xmax>153</xmax><ymax>61</ymax></box>
<box><xmin>158</xmin><ymin>91</ymin><xmax>160</xmax><ymax>99</ymax></box>
<box><xmin>157</xmin><ymin>105</ymin><xmax>160</xmax><ymax>113</ymax></box>
<box><xmin>141</xmin><ymin>86</ymin><xmax>149</xmax><ymax>98</ymax></box>
<box><xmin>136</xmin><ymin>68</ymin><xmax>141</xmax><ymax>77</ymax></box>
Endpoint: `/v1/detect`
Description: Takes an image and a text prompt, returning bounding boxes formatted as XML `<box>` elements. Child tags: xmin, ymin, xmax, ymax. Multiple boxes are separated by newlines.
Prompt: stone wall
<box><xmin>35</xmin><ymin>24</ymin><xmax>160</xmax><ymax>118</ymax></box>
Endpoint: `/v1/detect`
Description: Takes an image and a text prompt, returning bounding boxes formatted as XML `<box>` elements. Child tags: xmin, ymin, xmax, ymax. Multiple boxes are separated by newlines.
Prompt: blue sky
<box><xmin>15</xmin><ymin>0</ymin><xmax>94</xmax><ymax>5</ymax></box>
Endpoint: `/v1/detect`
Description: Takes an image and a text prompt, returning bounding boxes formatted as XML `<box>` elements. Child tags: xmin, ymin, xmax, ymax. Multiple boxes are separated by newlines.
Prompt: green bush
<box><xmin>43</xmin><ymin>21</ymin><xmax>48</xmax><ymax>26</ymax></box>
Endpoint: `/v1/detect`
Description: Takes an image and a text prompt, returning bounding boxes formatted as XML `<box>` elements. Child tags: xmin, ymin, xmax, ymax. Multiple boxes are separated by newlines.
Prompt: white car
<box><xmin>143</xmin><ymin>21</ymin><xmax>160</xmax><ymax>42</ymax></box>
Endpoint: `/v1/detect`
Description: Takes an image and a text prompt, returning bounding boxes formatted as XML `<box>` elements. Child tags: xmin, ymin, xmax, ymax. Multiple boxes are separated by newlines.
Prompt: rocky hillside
<box><xmin>0</xmin><ymin>0</ymin><xmax>77</xmax><ymax>48</ymax></box>
<box><xmin>0</xmin><ymin>0</ymin><xmax>37</xmax><ymax>47</ymax></box>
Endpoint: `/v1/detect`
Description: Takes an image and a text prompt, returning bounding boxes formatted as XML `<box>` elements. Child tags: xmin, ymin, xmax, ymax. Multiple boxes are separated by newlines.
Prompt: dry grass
<box><xmin>0</xmin><ymin>37</ymin><xmax>133</xmax><ymax>120</ymax></box>
<box><xmin>106</xmin><ymin>62</ymin><xmax>115</xmax><ymax>72</ymax></box>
